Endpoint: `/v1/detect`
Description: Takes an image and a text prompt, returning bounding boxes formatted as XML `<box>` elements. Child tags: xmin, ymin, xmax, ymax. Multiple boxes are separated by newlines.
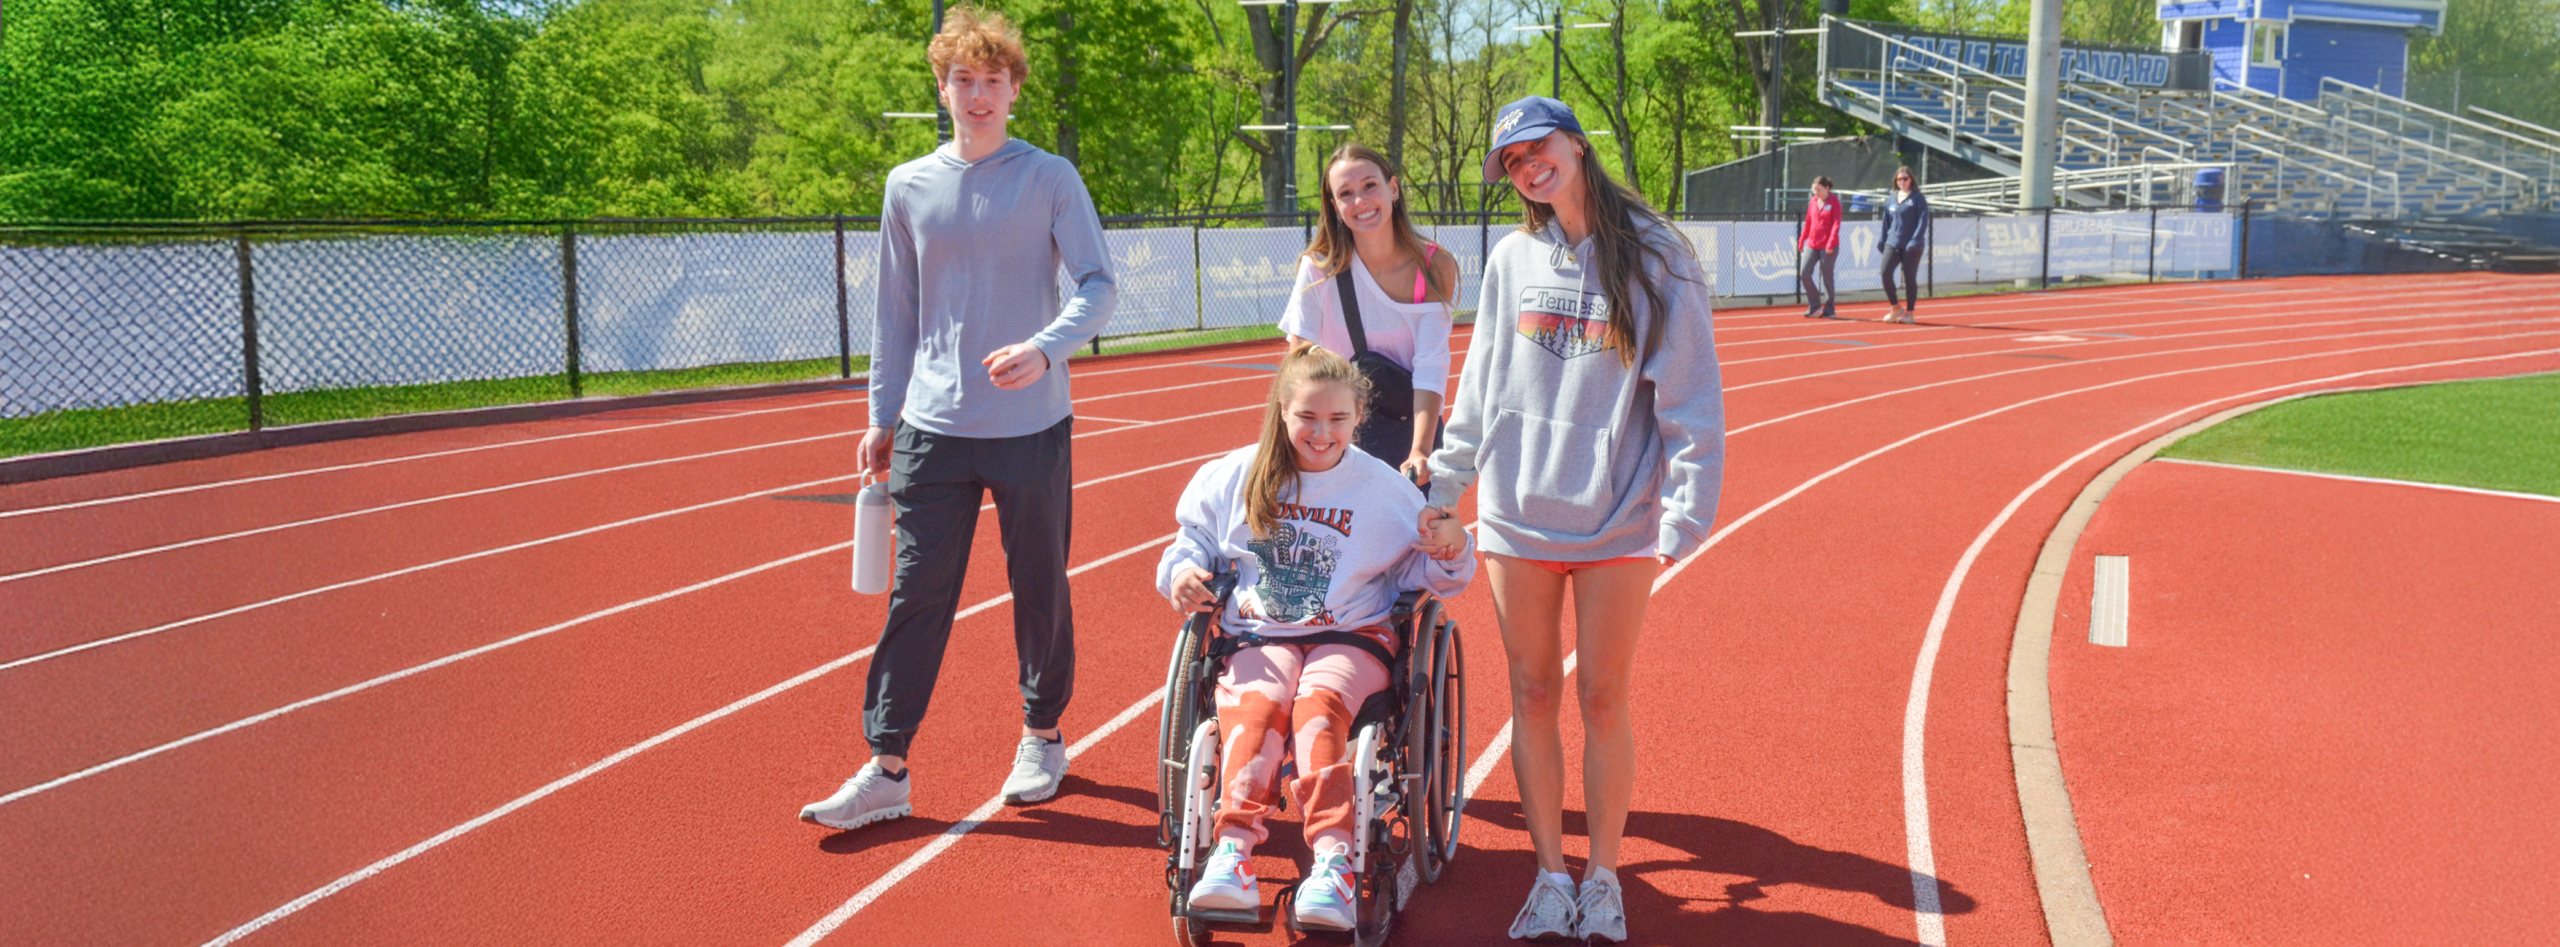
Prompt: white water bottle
<box><xmin>851</xmin><ymin>477</ymin><xmax>894</xmax><ymax>595</ymax></box>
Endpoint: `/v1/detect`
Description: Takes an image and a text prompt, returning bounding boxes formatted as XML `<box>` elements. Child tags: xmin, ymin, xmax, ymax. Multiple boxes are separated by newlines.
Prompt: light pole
<box><xmin>885</xmin><ymin>1</ymin><xmax>955</xmax><ymax>145</ymax></box>
<box><xmin>1730</xmin><ymin>125</ymin><xmax>1828</xmax><ymax>211</ymax></box>
<box><xmin>1239</xmin><ymin>0</ymin><xmax>1351</xmax><ymax>217</ymax></box>
<box><xmin>1512</xmin><ymin>5</ymin><xmax>1612</xmax><ymax>101</ymax></box>
<box><xmin>1733</xmin><ymin>25</ymin><xmax>1826</xmax><ymax>156</ymax></box>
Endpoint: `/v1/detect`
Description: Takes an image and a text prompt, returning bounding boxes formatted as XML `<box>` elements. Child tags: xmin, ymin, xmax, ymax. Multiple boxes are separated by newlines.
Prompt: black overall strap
<box><xmin>1211</xmin><ymin>628</ymin><xmax>1397</xmax><ymax>672</ymax></box>
<box><xmin>1333</xmin><ymin>269</ymin><xmax>1371</xmax><ymax>357</ymax></box>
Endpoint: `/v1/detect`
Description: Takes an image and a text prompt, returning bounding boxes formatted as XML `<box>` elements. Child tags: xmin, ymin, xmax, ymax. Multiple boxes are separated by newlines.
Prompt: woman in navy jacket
<box><xmin>1876</xmin><ymin>166</ymin><xmax>1930</xmax><ymax>324</ymax></box>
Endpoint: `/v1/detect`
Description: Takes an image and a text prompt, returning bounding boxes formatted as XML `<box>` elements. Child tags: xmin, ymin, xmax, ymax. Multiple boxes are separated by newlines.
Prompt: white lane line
<box><xmin>1075</xmin><ymin>415</ymin><xmax>1149</xmax><ymax>425</ymax></box>
<box><xmin>1074</xmin><ymin>375</ymin><xmax>1261</xmax><ymax>404</ymax></box>
<box><xmin>0</xmin><ymin>397</ymin><xmax>863</xmax><ymax>520</ymax></box>
<box><xmin>785</xmin><ymin>675</ymin><xmax>1172</xmax><ymax>946</ymax></box>
<box><xmin>0</xmin><ymin>449</ymin><xmax>1228</xmax><ymax>675</ymax></box>
<box><xmin>0</xmin><ymin>542</ymin><xmax>849</xmax><ymax>809</ymax></box>
<box><xmin>197</xmin><ymin>531</ymin><xmax>1180</xmax><ymax>947</ymax></box>
<box><xmin>1722</xmin><ymin>281</ymin><xmax>2538</xmax><ymax>371</ymax></box>
<box><xmin>0</xmin><ymin>430</ymin><xmax>858</xmax><ymax>585</ymax></box>
<box><xmin>1727</xmin><ymin>316</ymin><xmax>2560</xmax><ymax>437</ymax></box>
<box><xmin>1891</xmin><ymin>346</ymin><xmax>2560</xmax><ymax>947</ymax></box>
<box><xmin>6</xmin><ymin>393</ymin><xmax>1254</xmax><ymax>584</ymax></box>
<box><xmin>2153</xmin><ymin>457</ymin><xmax>2560</xmax><ymax>505</ymax></box>
<box><xmin>0</xmin><ymin>344</ymin><xmax>1310</xmax><ymax>522</ymax></box>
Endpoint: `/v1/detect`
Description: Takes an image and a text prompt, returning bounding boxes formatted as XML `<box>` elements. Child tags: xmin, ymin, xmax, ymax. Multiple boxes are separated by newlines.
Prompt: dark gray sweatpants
<box><xmin>863</xmin><ymin>415</ymin><xmax>1075</xmax><ymax>759</ymax></box>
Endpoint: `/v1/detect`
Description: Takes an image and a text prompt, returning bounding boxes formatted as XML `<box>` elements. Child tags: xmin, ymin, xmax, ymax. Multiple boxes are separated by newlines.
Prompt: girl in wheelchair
<box><xmin>1156</xmin><ymin>343</ymin><xmax>1475</xmax><ymax>931</ymax></box>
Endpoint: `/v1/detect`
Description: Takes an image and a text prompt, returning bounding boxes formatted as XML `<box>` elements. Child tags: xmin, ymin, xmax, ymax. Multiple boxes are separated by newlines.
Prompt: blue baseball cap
<box><xmin>1483</xmin><ymin>96</ymin><xmax>1585</xmax><ymax>181</ymax></box>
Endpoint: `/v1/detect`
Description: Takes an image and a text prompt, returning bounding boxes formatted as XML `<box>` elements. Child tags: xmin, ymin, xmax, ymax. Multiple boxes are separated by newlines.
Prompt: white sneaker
<box><xmin>1576</xmin><ymin>869</ymin><xmax>1628</xmax><ymax>942</ymax></box>
<box><xmin>1507</xmin><ymin>872</ymin><xmax>1579</xmax><ymax>940</ymax></box>
<box><xmin>1187</xmin><ymin>839</ymin><xmax>1259</xmax><ymax>910</ymax></box>
<box><xmin>1292</xmin><ymin>850</ymin><xmax>1359</xmax><ymax>931</ymax></box>
<box><xmin>1000</xmin><ymin>733</ymin><xmax>1068</xmax><ymax>804</ymax></box>
<box><xmin>798</xmin><ymin>763</ymin><xmax>912</xmax><ymax>830</ymax></box>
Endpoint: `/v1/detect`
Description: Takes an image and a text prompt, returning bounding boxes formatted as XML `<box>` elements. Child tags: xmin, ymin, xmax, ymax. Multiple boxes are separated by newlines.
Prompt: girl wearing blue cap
<box><xmin>1421</xmin><ymin>96</ymin><xmax>1727</xmax><ymax>943</ymax></box>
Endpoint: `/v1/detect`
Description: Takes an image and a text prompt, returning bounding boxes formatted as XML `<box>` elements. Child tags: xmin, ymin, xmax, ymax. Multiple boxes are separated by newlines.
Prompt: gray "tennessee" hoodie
<box><xmin>1427</xmin><ymin>217</ymin><xmax>1726</xmax><ymax>562</ymax></box>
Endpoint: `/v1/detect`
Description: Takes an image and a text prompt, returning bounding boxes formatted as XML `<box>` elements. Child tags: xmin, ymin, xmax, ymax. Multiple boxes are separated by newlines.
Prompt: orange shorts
<box><xmin>1511</xmin><ymin>555</ymin><xmax>1656</xmax><ymax>576</ymax></box>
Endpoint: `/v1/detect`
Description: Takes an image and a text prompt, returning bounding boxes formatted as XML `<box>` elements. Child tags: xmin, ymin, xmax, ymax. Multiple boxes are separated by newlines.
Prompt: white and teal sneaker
<box><xmin>1187</xmin><ymin>839</ymin><xmax>1259</xmax><ymax>911</ymax></box>
<box><xmin>1292</xmin><ymin>850</ymin><xmax>1359</xmax><ymax>932</ymax></box>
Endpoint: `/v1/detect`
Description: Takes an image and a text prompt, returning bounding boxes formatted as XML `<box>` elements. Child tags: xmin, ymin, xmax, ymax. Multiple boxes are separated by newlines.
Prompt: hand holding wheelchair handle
<box><xmin>1165</xmin><ymin>567</ymin><xmax>1238</xmax><ymax>614</ymax></box>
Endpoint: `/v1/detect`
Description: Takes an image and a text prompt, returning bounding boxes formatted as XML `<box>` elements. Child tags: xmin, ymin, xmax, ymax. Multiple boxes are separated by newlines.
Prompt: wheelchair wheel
<box><xmin>1351</xmin><ymin>853</ymin><xmax>1396</xmax><ymax>947</ymax></box>
<box><xmin>1423</xmin><ymin>618</ymin><xmax>1466</xmax><ymax>876</ymax></box>
<box><xmin>1171</xmin><ymin>916</ymin><xmax>1210</xmax><ymax>947</ymax></box>
<box><xmin>1401</xmin><ymin>598</ymin><xmax>1446</xmax><ymax>885</ymax></box>
<box><xmin>1157</xmin><ymin>615</ymin><xmax>1211</xmax><ymax>849</ymax></box>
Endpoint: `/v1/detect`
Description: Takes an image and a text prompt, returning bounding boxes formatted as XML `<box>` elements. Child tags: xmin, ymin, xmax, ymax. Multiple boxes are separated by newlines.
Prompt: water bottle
<box><xmin>851</xmin><ymin>476</ymin><xmax>894</xmax><ymax>595</ymax></box>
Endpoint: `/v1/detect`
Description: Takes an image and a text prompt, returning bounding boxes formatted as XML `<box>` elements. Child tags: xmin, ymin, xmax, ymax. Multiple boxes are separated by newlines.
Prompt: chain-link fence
<box><xmin>10</xmin><ymin>203</ymin><xmax>2405</xmax><ymax>455</ymax></box>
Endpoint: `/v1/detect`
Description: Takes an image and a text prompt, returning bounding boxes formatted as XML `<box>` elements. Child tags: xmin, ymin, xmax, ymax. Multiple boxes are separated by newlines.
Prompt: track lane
<box><xmin>11</xmin><ymin>275</ymin><xmax>2554</xmax><ymax>947</ymax></box>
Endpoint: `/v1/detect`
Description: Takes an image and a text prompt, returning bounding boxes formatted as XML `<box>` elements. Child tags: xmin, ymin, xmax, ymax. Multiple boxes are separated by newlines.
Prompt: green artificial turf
<box><xmin>0</xmin><ymin>356</ymin><xmax>859</xmax><ymax>459</ymax></box>
<box><xmin>2159</xmin><ymin>370</ymin><xmax>2560</xmax><ymax>497</ymax></box>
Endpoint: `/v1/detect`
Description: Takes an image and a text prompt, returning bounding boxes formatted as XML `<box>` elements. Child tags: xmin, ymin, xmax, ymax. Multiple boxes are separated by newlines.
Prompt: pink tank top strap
<box><xmin>1414</xmin><ymin>243</ymin><xmax>1438</xmax><ymax>303</ymax></box>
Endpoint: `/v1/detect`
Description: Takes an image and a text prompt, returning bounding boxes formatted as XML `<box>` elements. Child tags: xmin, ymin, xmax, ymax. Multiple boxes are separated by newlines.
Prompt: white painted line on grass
<box><xmin>2154</xmin><ymin>457</ymin><xmax>2560</xmax><ymax>505</ymax></box>
<box><xmin>195</xmin><ymin>531</ymin><xmax>1181</xmax><ymax>947</ymax></box>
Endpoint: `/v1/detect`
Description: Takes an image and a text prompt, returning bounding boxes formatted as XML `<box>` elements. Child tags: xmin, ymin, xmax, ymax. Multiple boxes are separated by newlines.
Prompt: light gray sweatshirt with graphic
<box><xmin>1427</xmin><ymin>217</ymin><xmax>1726</xmax><ymax>562</ymax></box>
<box><xmin>871</xmin><ymin>138</ymin><xmax>1116</xmax><ymax>438</ymax></box>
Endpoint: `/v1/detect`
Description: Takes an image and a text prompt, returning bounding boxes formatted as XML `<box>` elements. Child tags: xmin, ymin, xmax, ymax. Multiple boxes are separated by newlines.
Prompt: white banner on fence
<box><xmin>2158</xmin><ymin>211</ymin><xmax>2235</xmax><ymax>273</ymax></box>
<box><xmin>1833</xmin><ymin>222</ymin><xmax>1885</xmax><ymax>293</ymax></box>
<box><xmin>261</xmin><ymin>235</ymin><xmax>565</xmax><ymax>393</ymax></box>
<box><xmin>843</xmin><ymin>229</ymin><xmax>880</xmax><ymax>358</ymax></box>
<box><xmin>2047</xmin><ymin>212</ymin><xmax>2120</xmax><ymax>279</ymax></box>
<box><xmin>1929</xmin><ymin>217</ymin><xmax>1978</xmax><ymax>286</ymax></box>
<box><xmin>1672</xmin><ymin>222</ymin><xmax>1730</xmax><ymax>296</ymax></box>
<box><xmin>1977</xmin><ymin>215</ymin><xmax>2046</xmax><ymax>282</ymax></box>
<box><xmin>1729</xmin><ymin>222</ymin><xmax>1802</xmax><ymax>296</ymax></box>
<box><xmin>1</xmin><ymin>241</ymin><xmax>241</xmax><ymax>416</ymax></box>
<box><xmin>1060</xmin><ymin>227</ymin><xmax>1197</xmax><ymax>337</ymax></box>
<box><xmin>1199</xmin><ymin>227</ymin><xmax>1310</xmax><ymax>329</ymax></box>
<box><xmin>579</xmin><ymin>231</ymin><xmax>836</xmax><ymax>375</ymax></box>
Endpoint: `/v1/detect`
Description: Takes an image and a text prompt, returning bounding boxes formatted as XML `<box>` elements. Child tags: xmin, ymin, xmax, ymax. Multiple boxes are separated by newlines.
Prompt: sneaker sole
<box><xmin>1291</xmin><ymin>910</ymin><xmax>1355</xmax><ymax>933</ymax></box>
<box><xmin>1187</xmin><ymin>888</ymin><xmax>1258</xmax><ymax>911</ymax></box>
<box><xmin>800</xmin><ymin>802</ymin><xmax>911</xmax><ymax>831</ymax></box>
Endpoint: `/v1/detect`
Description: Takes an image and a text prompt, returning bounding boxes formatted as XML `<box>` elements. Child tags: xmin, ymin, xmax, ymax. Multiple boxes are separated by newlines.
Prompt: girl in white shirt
<box><xmin>1280</xmin><ymin>144</ymin><xmax>1461</xmax><ymax>484</ymax></box>
<box><xmin>1157</xmin><ymin>343</ymin><xmax>1474</xmax><ymax>931</ymax></box>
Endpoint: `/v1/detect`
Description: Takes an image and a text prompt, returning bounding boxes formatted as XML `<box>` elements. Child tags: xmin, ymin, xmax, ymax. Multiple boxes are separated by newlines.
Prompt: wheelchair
<box><xmin>1155</xmin><ymin>573</ymin><xmax>1468</xmax><ymax>947</ymax></box>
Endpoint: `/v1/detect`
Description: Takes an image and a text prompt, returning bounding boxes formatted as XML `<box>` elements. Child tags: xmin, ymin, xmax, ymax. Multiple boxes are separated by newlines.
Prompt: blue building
<box><xmin>2156</xmin><ymin>0</ymin><xmax>2445</xmax><ymax>99</ymax></box>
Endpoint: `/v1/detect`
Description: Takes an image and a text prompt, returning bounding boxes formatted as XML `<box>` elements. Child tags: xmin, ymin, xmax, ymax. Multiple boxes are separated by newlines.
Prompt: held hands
<box><xmin>983</xmin><ymin>342</ymin><xmax>1050</xmax><ymax>390</ymax></box>
<box><xmin>1414</xmin><ymin>506</ymin><xmax>1468</xmax><ymax>561</ymax></box>
<box><xmin>1167</xmin><ymin>566</ymin><xmax>1219</xmax><ymax>614</ymax></box>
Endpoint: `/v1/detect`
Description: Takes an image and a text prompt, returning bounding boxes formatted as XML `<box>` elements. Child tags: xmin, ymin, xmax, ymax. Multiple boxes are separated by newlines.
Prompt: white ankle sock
<box><xmin>1544</xmin><ymin>870</ymin><xmax>1574</xmax><ymax>891</ymax></box>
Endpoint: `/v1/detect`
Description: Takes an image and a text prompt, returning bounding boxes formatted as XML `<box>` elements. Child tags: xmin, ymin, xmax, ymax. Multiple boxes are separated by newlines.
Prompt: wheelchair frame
<box><xmin>1155</xmin><ymin>575</ymin><xmax>1468</xmax><ymax>947</ymax></box>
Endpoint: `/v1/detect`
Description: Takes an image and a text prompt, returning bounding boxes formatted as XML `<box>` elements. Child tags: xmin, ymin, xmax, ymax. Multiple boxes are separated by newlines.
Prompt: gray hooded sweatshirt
<box><xmin>1427</xmin><ymin>216</ymin><xmax>1726</xmax><ymax>562</ymax></box>
<box><xmin>871</xmin><ymin>138</ymin><xmax>1117</xmax><ymax>438</ymax></box>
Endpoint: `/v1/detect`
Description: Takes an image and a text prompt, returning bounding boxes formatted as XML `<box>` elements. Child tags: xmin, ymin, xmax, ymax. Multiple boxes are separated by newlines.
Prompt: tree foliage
<box><xmin>25</xmin><ymin>0</ymin><xmax>2347</xmax><ymax>222</ymax></box>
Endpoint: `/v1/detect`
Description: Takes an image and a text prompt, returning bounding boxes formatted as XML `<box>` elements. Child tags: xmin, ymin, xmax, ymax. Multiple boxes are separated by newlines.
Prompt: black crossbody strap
<box><xmin>1333</xmin><ymin>269</ymin><xmax>1371</xmax><ymax>357</ymax></box>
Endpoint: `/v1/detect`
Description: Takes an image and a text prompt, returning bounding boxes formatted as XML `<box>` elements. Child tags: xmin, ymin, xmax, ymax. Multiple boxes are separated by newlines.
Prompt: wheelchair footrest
<box><xmin>1182</xmin><ymin>906</ymin><xmax>1263</xmax><ymax>926</ymax></box>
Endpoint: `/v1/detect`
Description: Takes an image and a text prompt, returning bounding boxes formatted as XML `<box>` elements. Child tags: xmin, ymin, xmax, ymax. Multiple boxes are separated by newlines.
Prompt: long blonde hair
<box><xmin>1304</xmin><ymin>144</ymin><xmax>1450</xmax><ymax>304</ymax></box>
<box><xmin>1518</xmin><ymin>133</ymin><xmax>1691</xmax><ymax>367</ymax></box>
<box><xmin>1245</xmin><ymin>343</ymin><xmax>1373</xmax><ymax>538</ymax></box>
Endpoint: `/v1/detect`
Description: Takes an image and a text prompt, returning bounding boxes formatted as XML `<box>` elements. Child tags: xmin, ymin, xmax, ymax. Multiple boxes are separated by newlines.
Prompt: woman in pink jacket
<box><xmin>1796</xmin><ymin>176</ymin><xmax>1841</xmax><ymax>319</ymax></box>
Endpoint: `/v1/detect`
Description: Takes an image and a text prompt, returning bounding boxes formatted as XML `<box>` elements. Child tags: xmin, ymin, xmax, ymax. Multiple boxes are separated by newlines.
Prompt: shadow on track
<box><xmin>1394</xmin><ymin>802</ymin><xmax>1974</xmax><ymax>946</ymax></box>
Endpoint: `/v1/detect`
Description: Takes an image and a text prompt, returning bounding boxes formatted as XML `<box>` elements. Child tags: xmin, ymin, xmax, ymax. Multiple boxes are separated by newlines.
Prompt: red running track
<box><xmin>1</xmin><ymin>274</ymin><xmax>2554</xmax><ymax>947</ymax></box>
<box><xmin>2052</xmin><ymin>460</ymin><xmax>2560</xmax><ymax>946</ymax></box>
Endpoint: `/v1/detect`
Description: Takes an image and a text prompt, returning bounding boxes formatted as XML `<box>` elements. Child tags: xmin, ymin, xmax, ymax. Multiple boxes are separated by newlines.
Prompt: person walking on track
<box><xmin>1877</xmin><ymin>166</ymin><xmax>1930</xmax><ymax>324</ymax></box>
<box><xmin>1797</xmin><ymin>175</ymin><xmax>1843</xmax><ymax>319</ymax></box>
<box><xmin>801</xmin><ymin>6</ymin><xmax>1117</xmax><ymax>832</ymax></box>
<box><xmin>1423</xmin><ymin>96</ymin><xmax>1726</xmax><ymax>943</ymax></box>
<box><xmin>1280</xmin><ymin>143</ymin><xmax>1462</xmax><ymax>486</ymax></box>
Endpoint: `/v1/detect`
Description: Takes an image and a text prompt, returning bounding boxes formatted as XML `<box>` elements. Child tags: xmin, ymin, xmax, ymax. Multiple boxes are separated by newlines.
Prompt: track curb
<box><xmin>2007</xmin><ymin>372</ymin><xmax>2549</xmax><ymax>947</ymax></box>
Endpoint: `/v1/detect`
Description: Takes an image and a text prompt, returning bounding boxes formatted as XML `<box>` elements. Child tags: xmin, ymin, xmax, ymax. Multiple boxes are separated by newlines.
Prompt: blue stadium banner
<box><xmin>1827</xmin><ymin>19</ymin><xmax>2214</xmax><ymax>92</ymax></box>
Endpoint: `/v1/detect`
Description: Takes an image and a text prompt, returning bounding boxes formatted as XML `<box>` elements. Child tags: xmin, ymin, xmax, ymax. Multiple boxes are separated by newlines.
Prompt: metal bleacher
<box><xmin>1818</xmin><ymin>16</ymin><xmax>2557</xmax><ymax>218</ymax></box>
